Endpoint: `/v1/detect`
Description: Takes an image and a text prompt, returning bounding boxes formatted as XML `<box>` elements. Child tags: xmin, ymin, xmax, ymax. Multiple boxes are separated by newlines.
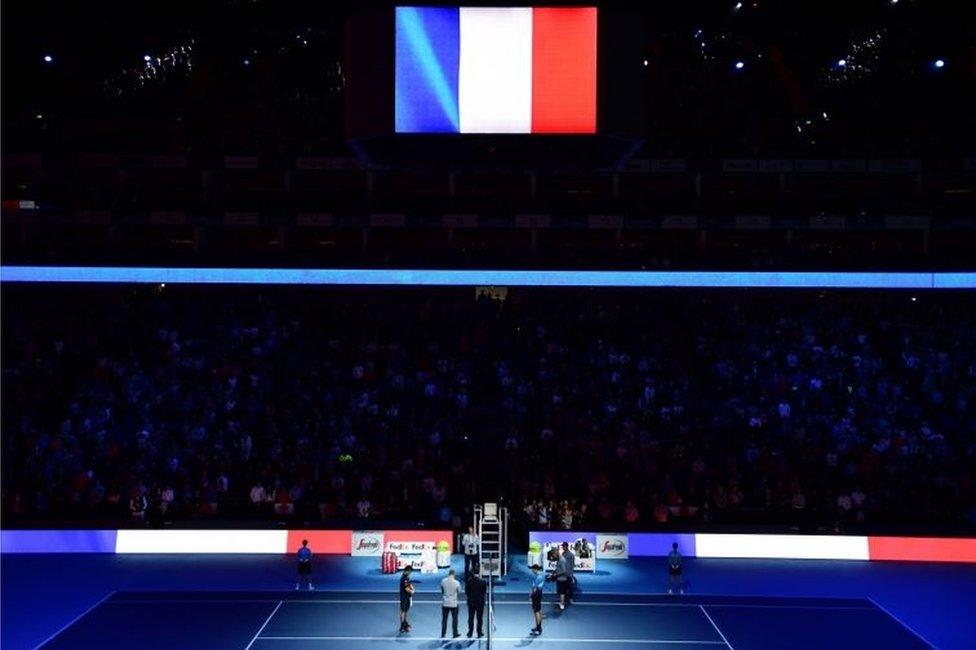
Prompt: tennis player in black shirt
<box><xmin>399</xmin><ymin>565</ymin><xmax>415</xmax><ymax>633</ymax></box>
<box><xmin>465</xmin><ymin>571</ymin><xmax>487</xmax><ymax>638</ymax></box>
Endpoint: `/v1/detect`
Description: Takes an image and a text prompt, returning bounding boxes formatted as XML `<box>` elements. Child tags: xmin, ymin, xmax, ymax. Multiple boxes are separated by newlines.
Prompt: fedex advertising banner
<box><xmin>352</xmin><ymin>530</ymin><xmax>385</xmax><ymax>557</ymax></box>
<box><xmin>386</xmin><ymin>540</ymin><xmax>438</xmax><ymax>571</ymax></box>
<box><xmin>382</xmin><ymin>530</ymin><xmax>453</xmax><ymax>571</ymax></box>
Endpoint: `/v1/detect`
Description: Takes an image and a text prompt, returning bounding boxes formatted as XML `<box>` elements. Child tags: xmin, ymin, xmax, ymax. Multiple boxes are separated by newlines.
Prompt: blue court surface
<box><xmin>33</xmin><ymin>591</ymin><xmax>930</xmax><ymax>650</ymax></box>
<box><xmin>4</xmin><ymin>555</ymin><xmax>973</xmax><ymax>649</ymax></box>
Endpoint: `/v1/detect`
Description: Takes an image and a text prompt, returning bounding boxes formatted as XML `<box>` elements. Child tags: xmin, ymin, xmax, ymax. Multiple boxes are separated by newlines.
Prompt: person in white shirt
<box><xmin>462</xmin><ymin>526</ymin><xmax>480</xmax><ymax>576</ymax></box>
<box><xmin>440</xmin><ymin>569</ymin><xmax>461</xmax><ymax>638</ymax></box>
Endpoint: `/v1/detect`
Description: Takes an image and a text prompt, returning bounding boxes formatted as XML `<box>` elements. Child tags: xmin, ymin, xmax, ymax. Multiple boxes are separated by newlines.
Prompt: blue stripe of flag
<box><xmin>395</xmin><ymin>7</ymin><xmax>460</xmax><ymax>133</ymax></box>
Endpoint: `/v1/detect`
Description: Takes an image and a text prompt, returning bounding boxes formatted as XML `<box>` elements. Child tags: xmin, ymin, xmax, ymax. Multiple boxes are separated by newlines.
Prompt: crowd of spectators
<box><xmin>3</xmin><ymin>286</ymin><xmax>975</xmax><ymax>534</ymax></box>
<box><xmin>497</xmin><ymin>292</ymin><xmax>976</xmax><ymax>533</ymax></box>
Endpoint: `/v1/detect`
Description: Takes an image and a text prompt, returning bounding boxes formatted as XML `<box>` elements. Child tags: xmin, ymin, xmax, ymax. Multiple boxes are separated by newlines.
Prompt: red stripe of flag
<box><xmin>531</xmin><ymin>7</ymin><xmax>597</xmax><ymax>134</ymax></box>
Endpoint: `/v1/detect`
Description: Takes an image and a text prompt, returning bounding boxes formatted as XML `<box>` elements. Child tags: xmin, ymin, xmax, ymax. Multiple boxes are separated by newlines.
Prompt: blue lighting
<box><xmin>837</xmin><ymin>58</ymin><xmax>847</xmax><ymax>67</ymax></box>
<box><xmin>734</xmin><ymin>61</ymin><xmax>745</xmax><ymax>70</ymax></box>
<box><xmin>42</xmin><ymin>54</ymin><xmax>53</xmax><ymax>63</ymax></box>
<box><xmin>395</xmin><ymin>7</ymin><xmax>461</xmax><ymax>133</ymax></box>
<box><xmin>933</xmin><ymin>59</ymin><xmax>945</xmax><ymax>69</ymax></box>
<box><xmin>2</xmin><ymin>267</ymin><xmax>975</xmax><ymax>289</ymax></box>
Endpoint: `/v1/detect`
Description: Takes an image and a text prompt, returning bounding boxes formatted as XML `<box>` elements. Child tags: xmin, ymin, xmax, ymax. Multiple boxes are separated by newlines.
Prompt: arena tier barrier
<box><xmin>3</xmin><ymin>529</ymin><xmax>974</xmax><ymax>563</ymax></box>
<box><xmin>0</xmin><ymin>529</ymin><xmax>453</xmax><ymax>557</ymax></box>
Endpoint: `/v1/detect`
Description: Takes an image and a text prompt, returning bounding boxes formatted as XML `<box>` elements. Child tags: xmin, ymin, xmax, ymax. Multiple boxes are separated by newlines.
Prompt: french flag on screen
<box><xmin>395</xmin><ymin>6</ymin><xmax>597</xmax><ymax>134</ymax></box>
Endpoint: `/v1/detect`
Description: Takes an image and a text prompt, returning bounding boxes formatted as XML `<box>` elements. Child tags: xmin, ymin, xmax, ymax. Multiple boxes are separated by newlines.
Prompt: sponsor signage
<box><xmin>723</xmin><ymin>158</ymin><xmax>757</xmax><ymax>172</ymax></box>
<box><xmin>529</xmin><ymin>531</ymin><xmax>596</xmax><ymax>572</ymax></box>
<box><xmin>352</xmin><ymin>531</ymin><xmax>385</xmax><ymax>556</ymax></box>
<box><xmin>650</xmin><ymin>159</ymin><xmax>686</xmax><ymax>172</ymax></box>
<box><xmin>596</xmin><ymin>533</ymin><xmax>628</xmax><ymax>559</ymax></box>
<box><xmin>386</xmin><ymin>540</ymin><xmax>439</xmax><ymax>571</ymax></box>
<box><xmin>531</xmin><ymin>532</ymin><xmax>695</xmax><ymax>559</ymax></box>
<box><xmin>541</xmin><ymin>540</ymin><xmax>595</xmax><ymax>572</ymax></box>
<box><xmin>385</xmin><ymin>541</ymin><xmax>436</xmax><ymax>553</ymax></box>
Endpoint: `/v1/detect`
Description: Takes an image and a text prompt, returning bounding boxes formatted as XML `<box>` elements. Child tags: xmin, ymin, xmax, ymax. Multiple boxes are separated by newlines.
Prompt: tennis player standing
<box><xmin>295</xmin><ymin>539</ymin><xmax>314</xmax><ymax>591</ymax></box>
<box><xmin>667</xmin><ymin>542</ymin><xmax>684</xmax><ymax>594</ymax></box>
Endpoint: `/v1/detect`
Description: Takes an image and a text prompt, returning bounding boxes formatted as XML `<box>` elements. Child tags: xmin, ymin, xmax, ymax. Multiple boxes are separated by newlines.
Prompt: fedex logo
<box><xmin>387</xmin><ymin>541</ymin><xmax>433</xmax><ymax>552</ymax></box>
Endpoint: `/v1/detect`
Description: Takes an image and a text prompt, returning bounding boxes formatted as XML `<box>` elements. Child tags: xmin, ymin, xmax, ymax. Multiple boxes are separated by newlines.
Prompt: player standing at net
<box><xmin>667</xmin><ymin>542</ymin><xmax>684</xmax><ymax>594</ymax></box>
<box><xmin>399</xmin><ymin>565</ymin><xmax>415</xmax><ymax>633</ymax></box>
<box><xmin>529</xmin><ymin>563</ymin><xmax>545</xmax><ymax>636</ymax></box>
<box><xmin>561</xmin><ymin>541</ymin><xmax>575</xmax><ymax>608</ymax></box>
<box><xmin>554</xmin><ymin>544</ymin><xmax>571</xmax><ymax>610</ymax></box>
<box><xmin>295</xmin><ymin>539</ymin><xmax>314</xmax><ymax>591</ymax></box>
<box><xmin>440</xmin><ymin>568</ymin><xmax>461</xmax><ymax>638</ymax></box>
<box><xmin>465</xmin><ymin>569</ymin><xmax>487</xmax><ymax>638</ymax></box>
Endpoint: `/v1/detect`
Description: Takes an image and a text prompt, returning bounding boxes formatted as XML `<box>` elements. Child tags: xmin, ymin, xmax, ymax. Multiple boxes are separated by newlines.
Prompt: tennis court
<box><xmin>39</xmin><ymin>590</ymin><xmax>931</xmax><ymax>649</ymax></box>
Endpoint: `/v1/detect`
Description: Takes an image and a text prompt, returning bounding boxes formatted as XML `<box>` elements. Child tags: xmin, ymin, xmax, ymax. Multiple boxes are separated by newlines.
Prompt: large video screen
<box><xmin>395</xmin><ymin>6</ymin><xmax>597</xmax><ymax>134</ymax></box>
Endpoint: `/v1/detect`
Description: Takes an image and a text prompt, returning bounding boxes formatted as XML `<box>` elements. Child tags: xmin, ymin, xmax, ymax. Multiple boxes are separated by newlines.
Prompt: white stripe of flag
<box><xmin>458</xmin><ymin>7</ymin><xmax>533</xmax><ymax>133</ymax></box>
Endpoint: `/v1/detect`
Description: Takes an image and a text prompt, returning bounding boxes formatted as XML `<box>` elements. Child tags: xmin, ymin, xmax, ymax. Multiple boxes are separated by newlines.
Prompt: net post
<box><xmin>486</xmin><ymin>571</ymin><xmax>493</xmax><ymax>649</ymax></box>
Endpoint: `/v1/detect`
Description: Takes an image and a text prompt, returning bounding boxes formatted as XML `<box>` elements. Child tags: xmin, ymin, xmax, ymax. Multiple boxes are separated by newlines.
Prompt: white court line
<box><xmin>34</xmin><ymin>590</ymin><xmax>117</xmax><ymax>649</ymax></box>
<box><xmin>279</xmin><ymin>600</ymin><xmax>697</xmax><ymax>607</ymax></box>
<box><xmin>866</xmin><ymin>597</ymin><xmax>936</xmax><ymax>649</ymax></box>
<box><xmin>699</xmin><ymin>606</ymin><xmax>734</xmax><ymax>650</ymax></box>
<box><xmin>109</xmin><ymin>598</ymin><xmax>874</xmax><ymax>610</ymax></box>
<box><xmin>111</xmin><ymin>598</ymin><xmax>282</xmax><ymax>603</ymax></box>
<box><xmin>244</xmin><ymin>600</ymin><xmax>283</xmax><ymax>650</ymax></box>
<box><xmin>257</xmin><ymin>637</ymin><xmax>726</xmax><ymax>645</ymax></box>
<box><xmin>697</xmin><ymin>604</ymin><xmax>873</xmax><ymax>611</ymax></box>
<box><xmin>575</xmin><ymin>590</ymin><xmax>873</xmax><ymax>601</ymax></box>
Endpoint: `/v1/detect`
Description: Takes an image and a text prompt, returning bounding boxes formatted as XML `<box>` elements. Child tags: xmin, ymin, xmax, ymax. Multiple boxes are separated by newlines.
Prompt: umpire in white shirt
<box><xmin>462</xmin><ymin>525</ymin><xmax>480</xmax><ymax>576</ymax></box>
<box><xmin>440</xmin><ymin>568</ymin><xmax>461</xmax><ymax>638</ymax></box>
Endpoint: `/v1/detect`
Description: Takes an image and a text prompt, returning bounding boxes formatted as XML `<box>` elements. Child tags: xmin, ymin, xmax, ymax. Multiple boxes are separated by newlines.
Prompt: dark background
<box><xmin>3</xmin><ymin>0</ymin><xmax>974</xmax><ymax>158</ymax></box>
<box><xmin>343</xmin><ymin>5</ymin><xmax>647</xmax><ymax>139</ymax></box>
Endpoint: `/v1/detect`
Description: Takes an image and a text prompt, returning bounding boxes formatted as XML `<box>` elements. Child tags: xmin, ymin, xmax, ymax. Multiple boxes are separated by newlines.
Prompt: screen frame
<box><xmin>392</xmin><ymin>5</ymin><xmax>601</xmax><ymax>136</ymax></box>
